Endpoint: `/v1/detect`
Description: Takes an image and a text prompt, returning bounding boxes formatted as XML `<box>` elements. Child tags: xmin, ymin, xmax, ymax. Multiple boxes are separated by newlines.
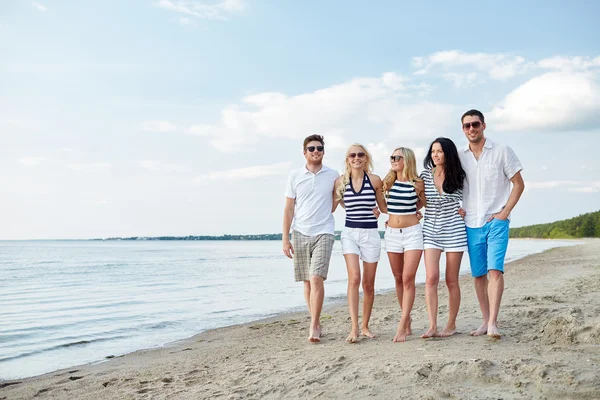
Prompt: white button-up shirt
<box><xmin>285</xmin><ymin>165</ymin><xmax>339</xmax><ymax>236</ymax></box>
<box><xmin>458</xmin><ymin>138</ymin><xmax>523</xmax><ymax>229</ymax></box>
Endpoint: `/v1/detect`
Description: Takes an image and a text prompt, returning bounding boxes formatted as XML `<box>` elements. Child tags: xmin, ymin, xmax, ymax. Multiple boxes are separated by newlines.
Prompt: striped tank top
<box><xmin>386</xmin><ymin>180</ymin><xmax>417</xmax><ymax>215</ymax></box>
<box><xmin>343</xmin><ymin>173</ymin><xmax>378</xmax><ymax>229</ymax></box>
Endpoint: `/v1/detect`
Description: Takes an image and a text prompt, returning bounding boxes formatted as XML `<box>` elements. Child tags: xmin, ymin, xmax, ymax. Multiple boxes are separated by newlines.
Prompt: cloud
<box><xmin>196</xmin><ymin>162</ymin><xmax>292</xmax><ymax>181</ymax></box>
<box><xmin>30</xmin><ymin>2</ymin><xmax>47</xmax><ymax>12</ymax></box>
<box><xmin>142</xmin><ymin>120</ymin><xmax>177</xmax><ymax>132</ymax></box>
<box><xmin>527</xmin><ymin>180</ymin><xmax>600</xmax><ymax>193</ymax></box>
<box><xmin>138</xmin><ymin>160</ymin><xmax>190</xmax><ymax>173</ymax></box>
<box><xmin>18</xmin><ymin>157</ymin><xmax>47</xmax><ymax>166</ymax></box>
<box><xmin>187</xmin><ymin>72</ymin><xmax>456</xmax><ymax>152</ymax></box>
<box><xmin>413</xmin><ymin>50</ymin><xmax>534</xmax><ymax>81</ymax></box>
<box><xmin>538</xmin><ymin>55</ymin><xmax>600</xmax><ymax>71</ymax></box>
<box><xmin>156</xmin><ymin>0</ymin><xmax>245</xmax><ymax>20</ymax></box>
<box><xmin>67</xmin><ymin>163</ymin><xmax>112</xmax><ymax>172</ymax></box>
<box><xmin>488</xmin><ymin>71</ymin><xmax>600</xmax><ymax>132</ymax></box>
<box><xmin>442</xmin><ymin>72</ymin><xmax>480</xmax><ymax>88</ymax></box>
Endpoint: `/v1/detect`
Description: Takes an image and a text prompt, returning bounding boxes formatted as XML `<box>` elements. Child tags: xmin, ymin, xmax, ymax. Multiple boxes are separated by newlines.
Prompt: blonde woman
<box><xmin>333</xmin><ymin>144</ymin><xmax>387</xmax><ymax>343</ymax></box>
<box><xmin>383</xmin><ymin>147</ymin><xmax>426</xmax><ymax>342</ymax></box>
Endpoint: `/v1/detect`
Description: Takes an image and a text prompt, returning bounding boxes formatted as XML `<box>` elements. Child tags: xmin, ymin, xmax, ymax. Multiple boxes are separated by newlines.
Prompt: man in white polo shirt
<box><xmin>283</xmin><ymin>134</ymin><xmax>339</xmax><ymax>343</ymax></box>
<box><xmin>458</xmin><ymin>109</ymin><xmax>525</xmax><ymax>339</ymax></box>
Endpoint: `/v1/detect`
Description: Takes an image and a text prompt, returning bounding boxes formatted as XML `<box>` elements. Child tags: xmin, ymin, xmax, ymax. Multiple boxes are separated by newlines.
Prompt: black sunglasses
<box><xmin>305</xmin><ymin>145</ymin><xmax>324</xmax><ymax>152</ymax></box>
<box><xmin>390</xmin><ymin>155</ymin><xmax>403</xmax><ymax>162</ymax></box>
<box><xmin>462</xmin><ymin>121</ymin><xmax>482</xmax><ymax>129</ymax></box>
<box><xmin>348</xmin><ymin>152</ymin><xmax>366</xmax><ymax>159</ymax></box>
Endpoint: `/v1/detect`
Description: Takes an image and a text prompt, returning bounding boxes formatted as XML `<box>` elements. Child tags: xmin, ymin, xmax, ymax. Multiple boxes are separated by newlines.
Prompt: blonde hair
<box><xmin>382</xmin><ymin>147</ymin><xmax>422</xmax><ymax>196</ymax></box>
<box><xmin>336</xmin><ymin>144</ymin><xmax>374</xmax><ymax>201</ymax></box>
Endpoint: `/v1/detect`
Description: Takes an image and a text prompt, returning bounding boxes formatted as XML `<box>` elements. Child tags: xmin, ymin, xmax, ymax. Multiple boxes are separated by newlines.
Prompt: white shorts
<box><xmin>384</xmin><ymin>224</ymin><xmax>424</xmax><ymax>253</ymax></box>
<box><xmin>340</xmin><ymin>227</ymin><xmax>381</xmax><ymax>263</ymax></box>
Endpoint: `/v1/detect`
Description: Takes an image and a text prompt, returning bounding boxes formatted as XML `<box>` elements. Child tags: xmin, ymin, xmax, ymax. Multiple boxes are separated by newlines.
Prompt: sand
<box><xmin>2</xmin><ymin>240</ymin><xmax>600</xmax><ymax>400</ymax></box>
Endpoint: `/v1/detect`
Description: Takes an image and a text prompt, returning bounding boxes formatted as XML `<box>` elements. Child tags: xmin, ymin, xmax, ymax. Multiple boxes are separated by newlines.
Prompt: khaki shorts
<box><xmin>291</xmin><ymin>231</ymin><xmax>335</xmax><ymax>282</ymax></box>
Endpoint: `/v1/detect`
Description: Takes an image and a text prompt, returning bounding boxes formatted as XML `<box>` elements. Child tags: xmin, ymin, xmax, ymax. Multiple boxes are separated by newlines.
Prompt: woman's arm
<box><xmin>370</xmin><ymin>174</ymin><xmax>388</xmax><ymax>214</ymax></box>
<box><xmin>415</xmin><ymin>180</ymin><xmax>427</xmax><ymax>209</ymax></box>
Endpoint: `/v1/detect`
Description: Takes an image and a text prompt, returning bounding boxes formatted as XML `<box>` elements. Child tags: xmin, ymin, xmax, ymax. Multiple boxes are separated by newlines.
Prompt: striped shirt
<box><xmin>420</xmin><ymin>168</ymin><xmax>467</xmax><ymax>248</ymax></box>
<box><xmin>343</xmin><ymin>173</ymin><xmax>378</xmax><ymax>229</ymax></box>
<box><xmin>386</xmin><ymin>180</ymin><xmax>417</xmax><ymax>215</ymax></box>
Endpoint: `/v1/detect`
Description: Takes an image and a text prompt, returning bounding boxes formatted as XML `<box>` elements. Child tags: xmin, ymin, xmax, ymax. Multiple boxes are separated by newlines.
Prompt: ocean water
<box><xmin>0</xmin><ymin>239</ymin><xmax>579</xmax><ymax>380</ymax></box>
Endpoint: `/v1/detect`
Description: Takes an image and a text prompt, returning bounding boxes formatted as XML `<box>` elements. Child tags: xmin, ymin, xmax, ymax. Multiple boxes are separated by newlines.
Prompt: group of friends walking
<box><xmin>282</xmin><ymin>109</ymin><xmax>525</xmax><ymax>343</ymax></box>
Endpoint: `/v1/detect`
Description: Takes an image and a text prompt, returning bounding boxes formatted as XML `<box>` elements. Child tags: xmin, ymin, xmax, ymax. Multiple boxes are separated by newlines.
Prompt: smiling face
<box><xmin>431</xmin><ymin>142</ymin><xmax>445</xmax><ymax>167</ymax></box>
<box><xmin>346</xmin><ymin>145</ymin><xmax>368</xmax><ymax>171</ymax></box>
<box><xmin>390</xmin><ymin>149</ymin><xmax>404</xmax><ymax>173</ymax></box>
<box><xmin>462</xmin><ymin>114</ymin><xmax>486</xmax><ymax>144</ymax></box>
<box><xmin>303</xmin><ymin>140</ymin><xmax>324</xmax><ymax>165</ymax></box>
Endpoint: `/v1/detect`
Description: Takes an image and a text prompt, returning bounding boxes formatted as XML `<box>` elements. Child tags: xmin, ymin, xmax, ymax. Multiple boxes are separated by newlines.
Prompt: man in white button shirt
<box><xmin>458</xmin><ymin>109</ymin><xmax>525</xmax><ymax>339</ymax></box>
<box><xmin>283</xmin><ymin>134</ymin><xmax>339</xmax><ymax>343</ymax></box>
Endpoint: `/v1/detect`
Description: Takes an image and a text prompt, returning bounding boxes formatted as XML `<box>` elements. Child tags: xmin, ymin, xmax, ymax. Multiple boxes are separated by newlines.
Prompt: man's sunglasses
<box><xmin>462</xmin><ymin>121</ymin><xmax>482</xmax><ymax>129</ymax></box>
<box><xmin>390</xmin><ymin>155</ymin><xmax>403</xmax><ymax>162</ymax></box>
<box><xmin>348</xmin><ymin>152</ymin><xmax>366</xmax><ymax>159</ymax></box>
<box><xmin>305</xmin><ymin>145</ymin><xmax>324</xmax><ymax>152</ymax></box>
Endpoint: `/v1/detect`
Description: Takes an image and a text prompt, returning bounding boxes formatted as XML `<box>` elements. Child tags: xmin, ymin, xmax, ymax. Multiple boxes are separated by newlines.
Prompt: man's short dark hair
<box><xmin>461</xmin><ymin>109</ymin><xmax>485</xmax><ymax>124</ymax></box>
<box><xmin>303</xmin><ymin>134</ymin><xmax>324</xmax><ymax>149</ymax></box>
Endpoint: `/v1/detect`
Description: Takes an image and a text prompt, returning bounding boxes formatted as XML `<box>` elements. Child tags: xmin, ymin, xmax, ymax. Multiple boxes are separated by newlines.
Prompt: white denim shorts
<box><xmin>384</xmin><ymin>223</ymin><xmax>424</xmax><ymax>253</ymax></box>
<box><xmin>340</xmin><ymin>227</ymin><xmax>381</xmax><ymax>263</ymax></box>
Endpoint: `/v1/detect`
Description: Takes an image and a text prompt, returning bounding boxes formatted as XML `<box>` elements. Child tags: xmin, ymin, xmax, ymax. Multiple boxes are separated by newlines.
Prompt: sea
<box><xmin>0</xmin><ymin>238</ymin><xmax>580</xmax><ymax>380</ymax></box>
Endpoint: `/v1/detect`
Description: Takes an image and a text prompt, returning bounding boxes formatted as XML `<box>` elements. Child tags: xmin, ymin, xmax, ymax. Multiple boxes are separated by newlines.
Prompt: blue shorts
<box><xmin>466</xmin><ymin>218</ymin><xmax>510</xmax><ymax>277</ymax></box>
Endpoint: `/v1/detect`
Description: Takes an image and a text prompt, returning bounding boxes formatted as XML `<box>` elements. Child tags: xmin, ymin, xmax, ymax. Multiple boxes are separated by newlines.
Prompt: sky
<box><xmin>1</xmin><ymin>0</ymin><xmax>599</xmax><ymax>240</ymax></box>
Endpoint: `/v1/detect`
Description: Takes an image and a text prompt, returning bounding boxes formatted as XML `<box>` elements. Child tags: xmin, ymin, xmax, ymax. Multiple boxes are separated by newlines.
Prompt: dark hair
<box><xmin>303</xmin><ymin>134</ymin><xmax>324</xmax><ymax>149</ymax></box>
<box><xmin>461</xmin><ymin>109</ymin><xmax>485</xmax><ymax>124</ymax></box>
<box><xmin>423</xmin><ymin>137</ymin><xmax>465</xmax><ymax>194</ymax></box>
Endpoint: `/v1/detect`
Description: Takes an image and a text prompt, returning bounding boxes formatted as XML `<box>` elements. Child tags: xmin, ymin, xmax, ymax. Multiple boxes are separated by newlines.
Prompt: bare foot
<box><xmin>407</xmin><ymin>317</ymin><xmax>413</xmax><ymax>336</ymax></box>
<box><xmin>487</xmin><ymin>323</ymin><xmax>501</xmax><ymax>339</ymax></box>
<box><xmin>420</xmin><ymin>327</ymin><xmax>438</xmax><ymax>339</ymax></box>
<box><xmin>361</xmin><ymin>327</ymin><xmax>376</xmax><ymax>339</ymax></box>
<box><xmin>439</xmin><ymin>327</ymin><xmax>457</xmax><ymax>337</ymax></box>
<box><xmin>346</xmin><ymin>330</ymin><xmax>359</xmax><ymax>343</ymax></box>
<box><xmin>308</xmin><ymin>326</ymin><xmax>321</xmax><ymax>343</ymax></box>
<box><xmin>393</xmin><ymin>328</ymin><xmax>409</xmax><ymax>342</ymax></box>
<box><xmin>469</xmin><ymin>323</ymin><xmax>488</xmax><ymax>336</ymax></box>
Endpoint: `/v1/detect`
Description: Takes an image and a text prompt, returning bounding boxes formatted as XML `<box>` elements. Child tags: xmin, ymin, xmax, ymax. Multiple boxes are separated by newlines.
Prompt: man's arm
<box><xmin>332</xmin><ymin>177</ymin><xmax>343</xmax><ymax>212</ymax></box>
<box><xmin>282</xmin><ymin>197</ymin><xmax>295</xmax><ymax>258</ymax></box>
<box><xmin>489</xmin><ymin>171</ymin><xmax>525</xmax><ymax>221</ymax></box>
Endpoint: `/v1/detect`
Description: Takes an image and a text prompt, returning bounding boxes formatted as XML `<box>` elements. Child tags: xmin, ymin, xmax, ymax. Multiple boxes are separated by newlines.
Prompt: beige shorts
<box><xmin>384</xmin><ymin>224</ymin><xmax>424</xmax><ymax>253</ymax></box>
<box><xmin>340</xmin><ymin>227</ymin><xmax>381</xmax><ymax>262</ymax></box>
<box><xmin>291</xmin><ymin>231</ymin><xmax>335</xmax><ymax>282</ymax></box>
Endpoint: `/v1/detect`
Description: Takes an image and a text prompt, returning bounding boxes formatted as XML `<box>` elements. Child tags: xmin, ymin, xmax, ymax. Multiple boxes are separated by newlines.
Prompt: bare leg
<box><xmin>303</xmin><ymin>281</ymin><xmax>311</xmax><ymax>314</ymax></box>
<box><xmin>344</xmin><ymin>254</ymin><xmax>361</xmax><ymax>343</ymax></box>
<box><xmin>308</xmin><ymin>275</ymin><xmax>324</xmax><ymax>342</ymax></box>
<box><xmin>422</xmin><ymin>249</ymin><xmax>441</xmax><ymax>338</ymax></box>
<box><xmin>387</xmin><ymin>252</ymin><xmax>411</xmax><ymax>335</ymax></box>
<box><xmin>394</xmin><ymin>250</ymin><xmax>422</xmax><ymax>342</ymax></box>
<box><xmin>470</xmin><ymin>275</ymin><xmax>489</xmax><ymax>336</ymax></box>
<box><xmin>440</xmin><ymin>251</ymin><xmax>463</xmax><ymax>337</ymax></box>
<box><xmin>487</xmin><ymin>270</ymin><xmax>504</xmax><ymax>338</ymax></box>
<box><xmin>361</xmin><ymin>261</ymin><xmax>378</xmax><ymax>338</ymax></box>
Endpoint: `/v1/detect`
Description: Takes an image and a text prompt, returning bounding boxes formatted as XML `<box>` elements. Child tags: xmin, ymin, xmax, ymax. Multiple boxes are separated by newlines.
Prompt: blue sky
<box><xmin>1</xmin><ymin>0</ymin><xmax>599</xmax><ymax>239</ymax></box>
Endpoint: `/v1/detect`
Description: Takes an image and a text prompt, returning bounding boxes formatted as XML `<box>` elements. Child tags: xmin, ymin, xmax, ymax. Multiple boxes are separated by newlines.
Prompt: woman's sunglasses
<box><xmin>390</xmin><ymin>155</ymin><xmax>403</xmax><ymax>162</ymax></box>
<box><xmin>305</xmin><ymin>145</ymin><xmax>324</xmax><ymax>152</ymax></box>
<box><xmin>462</xmin><ymin>121</ymin><xmax>482</xmax><ymax>129</ymax></box>
<box><xmin>348</xmin><ymin>152</ymin><xmax>366</xmax><ymax>159</ymax></box>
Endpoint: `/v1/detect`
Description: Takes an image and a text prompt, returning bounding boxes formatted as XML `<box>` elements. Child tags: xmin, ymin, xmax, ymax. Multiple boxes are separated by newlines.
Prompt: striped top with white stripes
<box><xmin>343</xmin><ymin>173</ymin><xmax>378</xmax><ymax>229</ymax></box>
<box><xmin>420</xmin><ymin>168</ymin><xmax>467</xmax><ymax>247</ymax></box>
<box><xmin>386</xmin><ymin>181</ymin><xmax>418</xmax><ymax>215</ymax></box>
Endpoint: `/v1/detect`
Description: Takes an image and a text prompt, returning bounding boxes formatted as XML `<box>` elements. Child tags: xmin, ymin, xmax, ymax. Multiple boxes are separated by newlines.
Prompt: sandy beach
<box><xmin>2</xmin><ymin>240</ymin><xmax>600</xmax><ymax>400</ymax></box>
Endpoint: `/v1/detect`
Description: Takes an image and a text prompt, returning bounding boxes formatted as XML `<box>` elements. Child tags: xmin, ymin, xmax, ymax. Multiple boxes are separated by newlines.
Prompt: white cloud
<box><xmin>442</xmin><ymin>72</ymin><xmax>480</xmax><ymax>88</ymax></box>
<box><xmin>196</xmin><ymin>162</ymin><xmax>292</xmax><ymax>181</ymax></box>
<box><xmin>527</xmin><ymin>180</ymin><xmax>600</xmax><ymax>193</ymax></box>
<box><xmin>67</xmin><ymin>163</ymin><xmax>112</xmax><ymax>172</ymax></box>
<box><xmin>139</xmin><ymin>160</ymin><xmax>190</xmax><ymax>173</ymax></box>
<box><xmin>488</xmin><ymin>71</ymin><xmax>600</xmax><ymax>132</ymax></box>
<box><xmin>142</xmin><ymin>120</ymin><xmax>177</xmax><ymax>132</ymax></box>
<box><xmin>538</xmin><ymin>55</ymin><xmax>600</xmax><ymax>71</ymax></box>
<box><xmin>18</xmin><ymin>157</ymin><xmax>47</xmax><ymax>166</ymax></box>
<box><xmin>156</xmin><ymin>0</ymin><xmax>245</xmax><ymax>20</ymax></box>
<box><xmin>189</xmin><ymin>72</ymin><xmax>456</xmax><ymax>152</ymax></box>
<box><xmin>30</xmin><ymin>2</ymin><xmax>47</xmax><ymax>12</ymax></box>
<box><xmin>413</xmin><ymin>50</ymin><xmax>533</xmax><ymax>81</ymax></box>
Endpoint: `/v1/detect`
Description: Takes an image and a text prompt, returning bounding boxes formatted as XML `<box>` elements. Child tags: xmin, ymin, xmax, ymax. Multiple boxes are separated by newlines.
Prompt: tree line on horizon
<box><xmin>509</xmin><ymin>210</ymin><xmax>600</xmax><ymax>239</ymax></box>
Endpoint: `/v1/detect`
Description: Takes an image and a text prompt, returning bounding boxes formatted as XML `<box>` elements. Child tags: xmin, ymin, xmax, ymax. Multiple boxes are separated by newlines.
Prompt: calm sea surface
<box><xmin>0</xmin><ymin>239</ymin><xmax>579</xmax><ymax>379</ymax></box>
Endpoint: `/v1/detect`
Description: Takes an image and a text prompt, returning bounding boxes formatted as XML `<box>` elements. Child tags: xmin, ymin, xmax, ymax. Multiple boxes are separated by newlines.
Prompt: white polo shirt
<box><xmin>458</xmin><ymin>138</ymin><xmax>523</xmax><ymax>229</ymax></box>
<box><xmin>285</xmin><ymin>165</ymin><xmax>339</xmax><ymax>236</ymax></box>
